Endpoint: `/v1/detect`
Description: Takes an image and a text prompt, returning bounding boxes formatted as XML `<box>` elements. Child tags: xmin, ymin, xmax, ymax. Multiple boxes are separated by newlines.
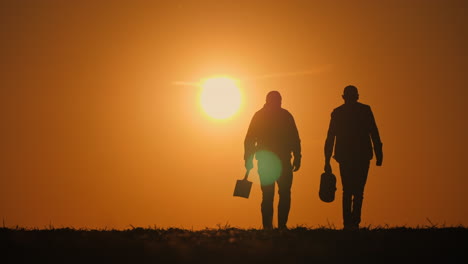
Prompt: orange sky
<box><xmin>1</xmin><ymin>0</ymin><xmax>467</xmax><ymax>229</ymax></box>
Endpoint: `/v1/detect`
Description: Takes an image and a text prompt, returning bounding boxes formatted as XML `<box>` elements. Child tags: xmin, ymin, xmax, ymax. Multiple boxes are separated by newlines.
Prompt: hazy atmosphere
<box><xmin>1</xmin><ymin>0</ymin><xmax>467</xmax><ymax>230</ymax></box>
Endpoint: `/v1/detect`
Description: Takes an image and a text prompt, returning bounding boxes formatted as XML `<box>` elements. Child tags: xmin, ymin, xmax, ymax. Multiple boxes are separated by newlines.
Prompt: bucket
<box><xmin>319</xmin><ymin>172</ymin><xmax>337</xmax><ymax>203</ymax></box>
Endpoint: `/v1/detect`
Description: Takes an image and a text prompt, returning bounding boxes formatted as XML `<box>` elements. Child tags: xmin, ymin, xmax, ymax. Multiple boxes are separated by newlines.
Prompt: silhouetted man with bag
<box><xmin>244</xmin><ymin>91</ymin><xmax>301</xmax><ymax>230</ymax></box>
<box><xmin>324</xmin><ymin>85</ymin><xmax>383</xmax><ymax>230</ymax></box>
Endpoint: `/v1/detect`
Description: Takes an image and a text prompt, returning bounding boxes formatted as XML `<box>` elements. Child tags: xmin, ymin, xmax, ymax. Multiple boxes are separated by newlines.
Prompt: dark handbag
<box><xmin>233</xmin><ymin>170</ymin><xmax>253</xmax><ymax>199</ymax></box>
<box><xmin>319</xmin><ymin>172</ymin><xmax>337</xmax><ymax>203</ymax></box>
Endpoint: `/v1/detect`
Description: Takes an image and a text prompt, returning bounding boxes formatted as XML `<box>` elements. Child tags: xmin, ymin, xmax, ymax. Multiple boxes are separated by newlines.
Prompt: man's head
<box><xmin>265</xmin><ymin>91</ymin><xmax>282</xmax><ymax>108</ymax></box>
<box><xmin>342</xmin><ymin>85</ymin><xmax>359</xmax><ymax>103</ymax></box>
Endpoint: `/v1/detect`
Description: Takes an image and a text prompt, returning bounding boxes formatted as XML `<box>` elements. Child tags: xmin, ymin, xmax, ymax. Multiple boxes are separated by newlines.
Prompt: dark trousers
<box><xmin>339</xmin><ymin>160</ymin><xmax>370</xmax><ymax>229</ymax></box>
<box><xmin>258</xmin><ymin>158</ymin><xmax>293</xmax><ymax>229</ymax></box>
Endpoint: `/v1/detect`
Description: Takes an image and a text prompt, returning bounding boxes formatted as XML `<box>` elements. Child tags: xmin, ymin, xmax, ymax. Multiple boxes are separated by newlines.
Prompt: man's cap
<box><xmin>343</xmin><ymin>85</ymin><xmax>359</xmax><ymax>100</ymax></box>
<box><xmin>343</xmin><ymin>85</ymin><xmax>358</xmax><ymax>96</ymax></box>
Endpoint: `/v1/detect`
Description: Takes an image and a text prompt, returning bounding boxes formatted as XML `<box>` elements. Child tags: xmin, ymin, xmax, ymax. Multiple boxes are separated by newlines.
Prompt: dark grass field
<box><xmin>1</xmin><ymin>226</ymin><xmax>467</xmax><ymax>263</ymax></box>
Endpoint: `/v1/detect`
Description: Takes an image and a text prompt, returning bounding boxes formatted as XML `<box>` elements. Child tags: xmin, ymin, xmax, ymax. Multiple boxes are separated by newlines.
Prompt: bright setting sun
<box><xmin>199</xmin><ymin>76</ymin><xmax>242</xmax><ymax>120</ymax></box>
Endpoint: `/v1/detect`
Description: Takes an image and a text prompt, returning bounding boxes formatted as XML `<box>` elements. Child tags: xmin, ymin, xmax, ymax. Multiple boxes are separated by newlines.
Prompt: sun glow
<box><xmin>199</xmin><ymin>76</ymin><xmax>242</xmax><ymax>120</ymax></box>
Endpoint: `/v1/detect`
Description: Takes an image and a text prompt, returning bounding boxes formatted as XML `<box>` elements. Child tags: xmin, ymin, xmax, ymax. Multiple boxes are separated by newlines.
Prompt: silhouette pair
<box><xmin>244</xmin><ymin>86</ymin><xmax>383</xmax><ymax>230</ymax></box>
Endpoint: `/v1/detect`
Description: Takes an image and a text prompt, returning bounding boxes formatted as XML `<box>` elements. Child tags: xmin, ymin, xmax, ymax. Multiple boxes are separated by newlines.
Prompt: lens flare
<box><xmin>255</xmin><ymin>150</ymin><xmax>282</xmax><ymax>186</ymax></box>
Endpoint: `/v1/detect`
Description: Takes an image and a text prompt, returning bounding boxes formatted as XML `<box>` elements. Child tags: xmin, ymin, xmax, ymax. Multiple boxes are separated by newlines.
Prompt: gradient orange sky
<box><xmin>2</xmin><ymin>0</ymin><xmax>467</xmax><ymax>229</ymax></box>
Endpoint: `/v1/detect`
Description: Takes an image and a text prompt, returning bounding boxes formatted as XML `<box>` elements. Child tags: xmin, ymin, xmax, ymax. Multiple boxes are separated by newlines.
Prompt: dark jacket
<box><xmin>325</xmin><ymin>102</ymin><xmax>382</xmax><ymax>163</ymax></box>
<box><xmin>244</xmin><ymin>105</ymin><xmax>301</xmax><ymax>162</ymax></box>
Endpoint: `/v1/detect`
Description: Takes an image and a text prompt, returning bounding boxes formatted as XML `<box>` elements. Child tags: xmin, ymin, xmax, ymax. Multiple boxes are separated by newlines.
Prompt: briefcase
<box><xmin>233</xmin><ymin>170</ymin><xmax>253</xmax><ymax>199</ymax></box>
<box><xmin>319</xmin><ymin>172</ymin><xmax>337</xmax><ymax>203</ymax></box>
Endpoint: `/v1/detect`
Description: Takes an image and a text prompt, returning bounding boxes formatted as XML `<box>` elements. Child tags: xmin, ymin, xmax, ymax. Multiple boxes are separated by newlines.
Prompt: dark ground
<box><xmin>1</xmin><ymin>226</ymin><xmax>466</xmax><ymax>263</ymax></box>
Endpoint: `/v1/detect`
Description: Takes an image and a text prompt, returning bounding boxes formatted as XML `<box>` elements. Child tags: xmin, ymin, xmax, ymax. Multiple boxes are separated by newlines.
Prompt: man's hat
<box><xmin>343</xmin><ymin>85</ymin><xmax>358</xmax><ymax>97</ymax></box>
<box><xmin>343</xmin><ymin>85</ymin><xmax>359</xmax><ymax>101</ymax></box>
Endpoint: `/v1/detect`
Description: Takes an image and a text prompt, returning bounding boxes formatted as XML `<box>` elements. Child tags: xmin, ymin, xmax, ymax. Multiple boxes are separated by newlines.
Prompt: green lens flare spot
<box><xmin>255</xmin><ymin>150</ymin><xmax>282</xmax><ymax>186</ymax></box>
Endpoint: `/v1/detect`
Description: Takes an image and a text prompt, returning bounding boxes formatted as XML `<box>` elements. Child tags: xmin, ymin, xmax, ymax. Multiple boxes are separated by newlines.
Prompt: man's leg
<box><xmin>342</xmin><ymin>192</ymin><xmax>353</xmax><ymax>230</ymax></box>
<box><xmin>260</xmin><ymin>183</ymin><xmax>275</xmax><ymax>230</ymax></box>
<box><xmin>277</xmin><ymin>160</ymin><xmax>293</xmax><ymax>229</ymax></box>
<box><xmin>350</xmin><ymin>161</ymin><xmax>370</xmax><ymax>228</ymax></box>
<box><xmin>257</xmin><ymin>157</ymin><xmax>277</xmax><ymax>230</ymax></box>
<box><xmin>339</xmin><ymin>162</ymin><xmax>353</xmax><ymax>230</ymax></box>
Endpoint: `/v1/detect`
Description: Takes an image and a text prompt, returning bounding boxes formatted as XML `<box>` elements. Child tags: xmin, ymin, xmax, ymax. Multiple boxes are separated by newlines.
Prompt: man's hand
<box><xmin>375</xmin><ymin>143</ymin><xmax>383</xmax><ymax>166</ymax></box>
<box><xmin>245</xmin><ymin>159</ymin><xmax>254</xmax><ymax>170</ymax></box>
<box><xmin>293</xmin><ymin>157</ymin><xmax>301</xmax><ymax>172</ymax></box>
<box><xmin>376</xmin><ymin>157</ymin><xmax>383</xmax><ymax>166</ymax></box>
<box><xmin>376</xmin><ymin>152</ymin><xmax>383</xmax><ymax>166</ymax></box>
<box><xmin>324</xmin><ymin>162</ymin><xmax>332</xmax><ymax>174</ymax></box>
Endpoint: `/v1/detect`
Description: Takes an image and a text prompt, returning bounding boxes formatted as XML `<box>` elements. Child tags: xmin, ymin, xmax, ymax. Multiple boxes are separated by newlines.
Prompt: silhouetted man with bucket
<box><xmin>324</xmin><ymin>85</ymin><xmax>383</xmax><ymax>230</ymax></box>
<box><xmin>244</xmin><ymin>91</ymin><xmax>301</xmax><ymax>230</ymax></box>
